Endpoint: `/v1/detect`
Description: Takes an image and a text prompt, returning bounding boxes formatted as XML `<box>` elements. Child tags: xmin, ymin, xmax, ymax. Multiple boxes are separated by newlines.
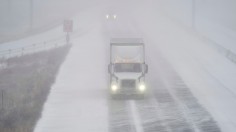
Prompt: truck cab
<box><xmin>108</xmin><ymin>38</ymin><xmax>148</xmax><ymax>98</ymax></box>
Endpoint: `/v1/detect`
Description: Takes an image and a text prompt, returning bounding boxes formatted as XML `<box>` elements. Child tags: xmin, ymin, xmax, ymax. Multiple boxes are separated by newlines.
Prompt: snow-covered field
<box><xmin>2</xmin><ymin>0</ymin><xmax>235</xmax><ymax>132</ymax></box>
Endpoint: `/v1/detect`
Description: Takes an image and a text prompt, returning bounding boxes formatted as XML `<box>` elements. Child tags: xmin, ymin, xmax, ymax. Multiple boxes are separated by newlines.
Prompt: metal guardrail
<box><xmin>0</xmin><ymin>25</ymin><xmax>86</xmax><ymax>60</ymax></box>
<box><xmin>0</xmin><ymin>33</ymin><xmax>74</xmax><ymax>59</ymax></box>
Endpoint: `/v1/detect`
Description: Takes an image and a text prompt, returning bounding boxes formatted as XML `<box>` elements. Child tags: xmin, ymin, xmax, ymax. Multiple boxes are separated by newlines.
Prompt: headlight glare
<box><xmin>139</xmin><ymin>84</ymin><xmax>146</xmax><ymax>92</ymax></box>
<box><xmin>111</xmin><ymin>84</ymin><xmax>118</xmax><ymax>92</ymax></box>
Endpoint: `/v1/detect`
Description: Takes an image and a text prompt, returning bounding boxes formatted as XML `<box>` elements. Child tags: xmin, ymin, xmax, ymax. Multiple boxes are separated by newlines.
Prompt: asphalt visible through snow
<box><xmin>108</xmin><ymin>51</ymin><xmax>221</xmax><ymax>132</ymax></box>
<box><xmin>107</xmin><ymin>1</ymin><xmax>221</xmax><ymax>131</ymax></box>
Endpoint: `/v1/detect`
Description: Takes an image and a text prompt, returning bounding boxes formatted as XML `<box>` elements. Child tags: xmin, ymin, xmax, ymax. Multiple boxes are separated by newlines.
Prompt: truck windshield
<box><xmin>114</xmin><ymin>63</ymin><xmax>141</xmax><ymax>73</ymax></box>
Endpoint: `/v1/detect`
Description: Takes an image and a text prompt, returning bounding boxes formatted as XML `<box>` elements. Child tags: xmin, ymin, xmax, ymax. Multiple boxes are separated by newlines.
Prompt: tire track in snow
<box><xmin>108</xmin><ymin>100</ymin><xmax>135</xmax><ymax>132</ymax></box>
<box><xmin>130</xmin><ymin>100</ymin><xmax>144</xmax><ymax>132</ymax></box>
<box><xmin>154</xmin><ymin>51</ymin><xmax>221</xmax><ymax>132</ymax></box>
<box><xmin>154</xmin><ymin>88</ymin><xmax>195</xmax><ymax>132</ymax></box>
<box><xmin>136</xmin><ymin>98</ymin><xmax>169</xmax><ymax>132</ymax></box>
<box><xmin>108</xmin><ymin>49</ymin><xmax>220</xmax><ymax>132</ymax></box>
<box><xmin>170</xmin><ymin>75</ymin><xmax>221</xmax><ymax>132</ymax></box>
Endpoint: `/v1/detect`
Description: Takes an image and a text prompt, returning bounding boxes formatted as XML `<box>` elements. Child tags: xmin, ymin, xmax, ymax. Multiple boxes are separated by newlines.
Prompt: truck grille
<box><xmin>120</xmin><ymin>79</ymin><xmax>136</xmax><ymax>94</ymax></box>
<box><xmin>121</xmin><ymin>79</ymin><xmax>136</xmax><ymax>88</ymax></box>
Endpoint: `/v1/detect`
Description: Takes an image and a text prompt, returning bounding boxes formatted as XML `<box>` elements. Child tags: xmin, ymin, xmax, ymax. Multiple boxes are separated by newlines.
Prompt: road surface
<box><xmin>32</xmin><ymin>0</ymin><xmax>236</xmax><ymax>132</ymax></box>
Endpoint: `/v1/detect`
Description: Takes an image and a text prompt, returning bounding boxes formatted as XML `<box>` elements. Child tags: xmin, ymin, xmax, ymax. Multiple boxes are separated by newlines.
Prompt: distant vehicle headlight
<box><xmin>106</xmin><ymin>14</ymin><xmax>117</xmax><ymax>20</ymax></box>
<box><xmin>106</xmin><ymin>14</ymin><xmax>109</xmax><ymax>19</ymax></box>
<box><xmin>139</xmin><ymin>84</ymin><xmax>146</xmax><ymax>92</ymax></box>
<box><xmin>111</xmin><ymin>84</ymin><xmax>118</xmax><ymax>92</ymax></box>
<box><xmin>113</xmin><ymin>15</ymin><xmax>117</xmax><ymax>19</ymax></box>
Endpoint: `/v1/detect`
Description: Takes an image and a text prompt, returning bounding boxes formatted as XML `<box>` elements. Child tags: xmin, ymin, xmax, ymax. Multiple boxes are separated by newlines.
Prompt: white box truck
<box><xmin>108</xmin><ymin>38</ymin><xmax>148</xmax><ymax>99</ymax></box>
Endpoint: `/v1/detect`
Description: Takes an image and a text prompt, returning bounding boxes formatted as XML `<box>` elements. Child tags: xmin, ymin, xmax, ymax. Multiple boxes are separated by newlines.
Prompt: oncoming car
<box><xmin>105</xmin><ymin>14</ymin><xmax>117</xmax><ymax>20</ymax></box>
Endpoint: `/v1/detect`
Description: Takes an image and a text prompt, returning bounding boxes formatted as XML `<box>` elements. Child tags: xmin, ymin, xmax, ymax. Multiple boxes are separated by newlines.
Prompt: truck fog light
<box><xmin>139</xmin><ymin>84</ymin><xmax>146</xmax><ymax>92</ymax></box>
<box><xmin>111</xmin><ymin>84</ymin><xmax>118</xmax><ymax>92</ymax></box>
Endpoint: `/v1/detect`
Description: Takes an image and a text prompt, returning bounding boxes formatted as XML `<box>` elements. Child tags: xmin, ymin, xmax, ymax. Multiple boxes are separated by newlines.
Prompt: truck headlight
<box><xmin>139</xmin><ymin>84</ymin><xmax>146</xmax><ymax>92</ymax></box>
<box><xmin>111</xmin><ymin>84</ymin><xmax>118</xmax><ymax>92</ymax></box>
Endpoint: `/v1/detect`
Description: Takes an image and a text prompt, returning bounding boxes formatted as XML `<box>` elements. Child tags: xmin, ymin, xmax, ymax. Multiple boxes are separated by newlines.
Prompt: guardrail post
<box><xmin>33</xmin><ymin>43</ymin><xmax>36</xmax><ymax>53</ymax></box>
<box><xmin>44</xmin><ymin>42</ymin><xmax>46</xmax><ymax>50</ymax></box>
<box><xmin>226</xmin><ymin>49</ymin><xmax>230</xmax><ymax>57</ymax></box>
<box><xmin>0</xmin><ymin>56</ymin><xmax>3</xmax><ymax>62</ymax></box>
<box><xmin>21</xmin><ymin>48</ymin><xmax>24</xmax><ymax>56</ymax></box>
<box><xmin>1</xmin><ymin>89</ymin><xmax>4</xmax><ymax>110</ymax></box>
<box><xmin>8</xmin><ymin>49</ymin><xmax>11</xmax><ymax>58</ymax></box>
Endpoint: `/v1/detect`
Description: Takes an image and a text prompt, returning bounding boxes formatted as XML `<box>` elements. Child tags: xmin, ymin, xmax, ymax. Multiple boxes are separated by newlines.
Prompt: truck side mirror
<box><xmin>145</xmin><ymin>64</ymin><xmax>148</xmax><ymax>73</ymax></box>
<box><xmin>108</xmin><ymin>64</ymin><xmax>113</xmax><ymax>73</ymax></box>
<box><xmin>108</xmin><ymin>64</ymin><xmax>111</xmax><ymax>73</ymax></box>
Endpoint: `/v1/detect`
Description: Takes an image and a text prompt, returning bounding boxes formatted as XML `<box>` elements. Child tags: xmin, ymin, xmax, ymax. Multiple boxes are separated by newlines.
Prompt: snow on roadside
<box><xmin>34</xmin><ymin>7</ymin><xmax>109</xmax><ymax>132</ymax></box>
<box><xmin>131</xmin><ymin>1</ymin><xmax>236</xmax><ymax>131</ymax></box>
<box><xmin>197</xmin><ymin>19</ymin><xmax>236</xmax><ymax>54</ymax></box>
<box><xmin>0</xmin><ymin>26</ymin><xmax>64</xmax><ymax>50</ymax></box>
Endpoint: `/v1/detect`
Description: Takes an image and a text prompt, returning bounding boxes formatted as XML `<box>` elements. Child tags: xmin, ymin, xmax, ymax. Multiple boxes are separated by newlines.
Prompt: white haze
<box><xmin>0</xmin><ymin>0</ymin><xmax>236</xmax><ymax>132</ymax></box>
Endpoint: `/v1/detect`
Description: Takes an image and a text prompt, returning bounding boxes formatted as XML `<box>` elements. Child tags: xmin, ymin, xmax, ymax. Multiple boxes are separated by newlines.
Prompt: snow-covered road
<box><xmin>33</xmin><ymin>0</ymin><xmax>236</xmax><ymax>132</ymax></box>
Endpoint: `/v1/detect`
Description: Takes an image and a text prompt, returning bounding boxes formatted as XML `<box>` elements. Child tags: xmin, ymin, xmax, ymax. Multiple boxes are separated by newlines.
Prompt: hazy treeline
<box><xmin>0</xmin><ymin>0</ymin><xmax>102</xmax><ymax>43</ymax></box>
<box><xmin>0</xmin><ymin>45</ymin><xmax>71</xmax><ymax>132</ymax></box>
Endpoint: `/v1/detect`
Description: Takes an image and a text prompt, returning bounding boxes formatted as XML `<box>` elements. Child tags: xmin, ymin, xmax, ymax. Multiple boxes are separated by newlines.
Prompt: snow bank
<box><xmin>34</xmin><ymin>7</ymin><xmax>109</xmax><ymax>132</ymax></box>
